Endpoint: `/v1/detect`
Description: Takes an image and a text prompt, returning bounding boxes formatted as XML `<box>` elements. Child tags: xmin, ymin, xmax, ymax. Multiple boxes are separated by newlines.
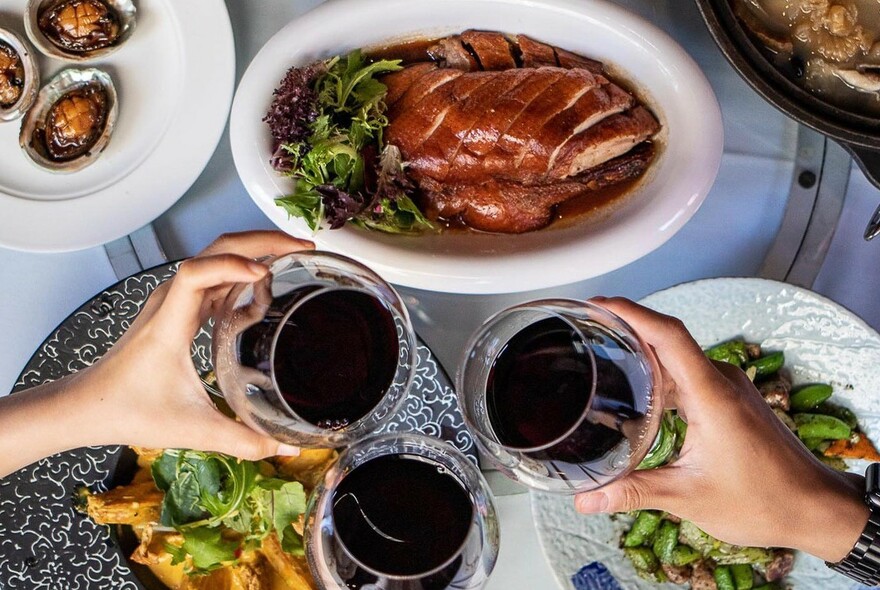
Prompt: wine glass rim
<box><xmin>266</xmin><ymin>284</ymin><xmax>411</xmax><ymax>436</ymax></box>
<box><xmin>463</xmin><ymin>300</ymin><xmax>606</xmax><ymax>454</ymax></box>
<box><xmin>318</xmin><ymin>433</ymin><xmax>489</xmax><ymax>580</ymax></box>
<box><xmin>259</xmin><ymin>252</ymin><xmax>417</xmax><ymax>443</ymax></box>
<box><xmin>457</xmin><ymin>298</ymin><xmax>664</xmax><ymax>492</ymax></box>
<box><xmin>460</xmin><ymin>298</ymin><xmax>662</xmax><ymax>452</ymax></box>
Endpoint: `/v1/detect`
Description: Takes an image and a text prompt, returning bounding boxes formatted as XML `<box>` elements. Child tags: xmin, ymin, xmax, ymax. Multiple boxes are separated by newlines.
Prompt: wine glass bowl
<box><xmin>305</xmin><ymin>432</ymin><xmax>499</xmax><ymax>590</ymax></box>
<box><xmin>457</xmin><ymin>299</ymin><xmax>663</xmax><ymax>494</ymax></box>
<box><xmin>212</xmin><ymin>251</ymin><xmax>416</xmax><ymax>448</ymax></box>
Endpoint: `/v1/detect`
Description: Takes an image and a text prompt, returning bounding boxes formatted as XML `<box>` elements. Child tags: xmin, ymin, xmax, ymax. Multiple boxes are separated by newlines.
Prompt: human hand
<box><xmin>574</xmin><ymin>297</ymin><xmax>868</xmax><ymax>563</ymax></box>
<box><xmin>76</xmin><ymin>230</ymin><xmax>313</xmax><ymax>460</ymax></box>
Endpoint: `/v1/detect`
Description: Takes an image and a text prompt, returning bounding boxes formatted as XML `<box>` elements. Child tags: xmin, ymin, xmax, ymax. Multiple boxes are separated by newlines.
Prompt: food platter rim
<box><xmin>229</xmin><ymin>0</ymin><xmax>723</xmax><ymax>294</ymax></box>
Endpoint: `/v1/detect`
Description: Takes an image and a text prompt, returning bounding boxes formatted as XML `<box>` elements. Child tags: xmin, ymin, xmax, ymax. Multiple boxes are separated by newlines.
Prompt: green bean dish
<box><xmin>621</xmin><ymin>340</ymin><xmax>880</xmax><ymax>588</ymax></box>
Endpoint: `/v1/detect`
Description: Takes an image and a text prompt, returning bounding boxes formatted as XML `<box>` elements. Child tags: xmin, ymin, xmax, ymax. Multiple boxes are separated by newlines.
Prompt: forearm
<box><xmin>0</xmin><ymin>369</ymin><xmax>100</xmax><ymax>478</ymax></box>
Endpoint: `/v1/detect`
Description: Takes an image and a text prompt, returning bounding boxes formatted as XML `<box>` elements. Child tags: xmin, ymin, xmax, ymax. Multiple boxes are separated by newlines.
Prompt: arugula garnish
<box><xmin>167</xmin><ymin>526</ymin><xmax>238</xmax><ymax>572</ymax></box>
<box><xmin>269</xmin><ymin>50</ymin><xmax>437</xmax><ymax>234</ymax></box>
<box><xmin>151</xmin><ymin>450</ymin><xmax>307</xmax><ymax>575</ymax></box>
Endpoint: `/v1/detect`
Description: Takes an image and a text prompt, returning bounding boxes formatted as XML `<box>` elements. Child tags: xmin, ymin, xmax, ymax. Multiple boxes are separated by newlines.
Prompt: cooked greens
<box><xmin>703</xmin><ymin>338</ymin><xmax>879</xmax><ymax>464</ymax></box>
<box><xmin>151</xmin><ymin>450</ymin><xmax>306</xmax><ymax>575</ymax></box>
<box><xmin>266</xmin><ymin>50</ymin><xmax>435</xmax><ymax>234</ymax></box>
<box><xmin>622</xmin><ymin>508</ymin><xmax>787</xmax><ymax>587</ymax></box>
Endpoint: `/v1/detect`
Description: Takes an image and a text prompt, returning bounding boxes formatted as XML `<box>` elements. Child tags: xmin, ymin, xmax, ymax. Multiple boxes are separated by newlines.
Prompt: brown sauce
<box><xmin>366</xmin><ymin>33</ymin><xmax>659</xmax><ymax>233</ymax></box>
<box><xmin>555</xmin><ymin>171</ymin><xmax>645</xmax><ymax>224</ymax></box>
<box><xmin>366</xmin><ymin>38</ymin><xmax>436</xmax><ymax>65</ymax></box>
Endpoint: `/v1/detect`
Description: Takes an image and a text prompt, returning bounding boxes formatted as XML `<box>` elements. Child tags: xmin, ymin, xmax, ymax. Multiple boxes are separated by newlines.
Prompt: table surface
<box><xmin>1</xmin><ymin>0</ymin><xmax>880</xmax><ymax>588</ymax></box>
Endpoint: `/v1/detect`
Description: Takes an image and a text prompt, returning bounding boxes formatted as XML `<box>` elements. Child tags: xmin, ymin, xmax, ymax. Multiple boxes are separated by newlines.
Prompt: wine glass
<box><xmin>212</xmin><ymin>251</ymin><xmax>416</xmax><ymax>447</ymax></box>
<box><xmin>457</xmin><ymin>299</ymin><xmax>664</xmax><ymax>494</ymax></box>
<box><xmin>305</xmin><ymin>432</ymin><xmax>499</xmax><ymax>590</ymax></box>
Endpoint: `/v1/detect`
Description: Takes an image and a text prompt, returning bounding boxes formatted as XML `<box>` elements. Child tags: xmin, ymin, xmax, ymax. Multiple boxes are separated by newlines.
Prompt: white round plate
<box><xmin>0</xmin><ymin>0</ymin><xmax>234</xmax><ymax>252</ymax></box>
<box><xmin>230</xmin><ymin>0</ymin><xmax>723</xmax><ymax>294</ymax></box>
<box><xmin>531</xmin><ymin>277</ymin><xmax>880</xmax><ymax>589</ymax></box>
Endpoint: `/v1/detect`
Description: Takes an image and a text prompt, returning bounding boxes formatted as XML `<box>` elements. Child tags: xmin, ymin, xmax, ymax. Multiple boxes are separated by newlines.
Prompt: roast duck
<box><xmin>382</xmin><ymin>31</ymin><xmax>661</xmax><ymax>233</ymax></box>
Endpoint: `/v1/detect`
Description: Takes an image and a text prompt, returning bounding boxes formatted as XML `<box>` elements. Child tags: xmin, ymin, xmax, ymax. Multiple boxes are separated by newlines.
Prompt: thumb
<box><xmin>574</xmin><ymin>467</ymin><xmax>682</xmax><ymax>515</ymax></box>
<box><xmin>196</xmin><ymin>413</ymin><xmax>301</xmax><ymax>461</ymax></box>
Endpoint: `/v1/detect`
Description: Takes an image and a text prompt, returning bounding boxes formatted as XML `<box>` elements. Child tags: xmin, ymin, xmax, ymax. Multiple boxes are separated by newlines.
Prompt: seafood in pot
<box><xmin>25</xmin><ymin>0</ymin><xmax>137</xmax><ymax>61</ymax></box>
<box><xmin>20</xmin><ymin>68</ymin><xmax>118</xmax><ymax>172</ymax></box>
<box><xmin>734</xmin><ymin>0</ymin><xmax>880</xmax><ymax>116</ymax></box>
<box><xmin>0</xmin><ymin>28</ymin><xmax>39</xmax><ymax>122</ymax></box>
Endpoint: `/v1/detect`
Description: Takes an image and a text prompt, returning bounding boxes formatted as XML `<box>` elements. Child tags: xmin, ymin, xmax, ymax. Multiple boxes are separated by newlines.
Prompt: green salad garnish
<box><xmin>265</xmin><ymin>50</ymin><xmax>435</xmax><ymax>234</ymax></box>
<box><xmin>151</xmin><ymin>450</ymin><xmax>307</xmax><ymax>574</ymax></box>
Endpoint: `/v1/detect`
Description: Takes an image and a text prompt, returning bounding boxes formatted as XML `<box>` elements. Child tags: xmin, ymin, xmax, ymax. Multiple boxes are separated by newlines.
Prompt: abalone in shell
<box><xmin>35</xmin><ymin>82</ymin><xmax>109</xmax><ymax>161</ymax></box>
<box><xmin>0</xmin><ymin>41</ymin><xmax>25</xmax><ymax>108</ymax></box>
<box><xmin>38</xmin><ymin>0</ymin><xmax>122</xmax><ymax>53</ymax></box>
<box><xmin>20</xmin><ymin>68</ymin><xmax>117</xmax><ymax>172</ymax></box>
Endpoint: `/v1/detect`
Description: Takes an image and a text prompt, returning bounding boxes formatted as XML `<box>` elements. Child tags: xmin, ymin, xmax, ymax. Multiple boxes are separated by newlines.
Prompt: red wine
<box><xmin>239</xmin><ymin>287</ymin><xmax>399</xmax><ymax>429</ymax></box>
<box><xmin>486</xmin><ymin>317</ymin><xmax>648</xmax><ymax>467</ymax></box>
<box><xmin>332</xmin><ymin>454</ymin><xmax>474</xmax><ymax>582</ymax></box>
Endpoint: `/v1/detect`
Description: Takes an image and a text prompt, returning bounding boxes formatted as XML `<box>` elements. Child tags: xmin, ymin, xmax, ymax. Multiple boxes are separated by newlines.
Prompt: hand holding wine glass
<box><xmin>0</xmin><ymin>230</ymin><xmax>313</xmax><ymax>478</ymax></box>
<box><xmin>458</xmin><ymin>298</ymin><xmax>664</xmax><ymax>493</ymax></box>
<box><xmin>573</xmin><ymin>297</ymin><xmax>869</xmax><ymax>564</ymax></box>
<box><xmin>212</xmin><ymin>250</ymin><xmax>417</xmax><ymax>448</ymax></box>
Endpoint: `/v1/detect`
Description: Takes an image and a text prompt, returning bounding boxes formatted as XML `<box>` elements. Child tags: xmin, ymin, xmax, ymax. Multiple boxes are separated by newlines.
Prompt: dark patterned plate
<box><xmin>0</xmin><ymin>263</ymin><xmax>474</xmax><ymax>590</ymax></box>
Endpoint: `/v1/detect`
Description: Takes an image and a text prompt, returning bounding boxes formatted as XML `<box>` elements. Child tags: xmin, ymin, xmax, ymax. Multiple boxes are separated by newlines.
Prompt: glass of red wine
<box><xmin>457</xmin><ymin>299</ymin><xmax>664</xmax><ymax>493</ymax></box>
<box><xmin>212</xmin><ymin>251</ymin><xmax>416</xmax><ymax>447</ymax></box>
<box><xmin>305</xmin><ymin>432</ymin><xmax>499</xmax><ymax>590</ymax></box>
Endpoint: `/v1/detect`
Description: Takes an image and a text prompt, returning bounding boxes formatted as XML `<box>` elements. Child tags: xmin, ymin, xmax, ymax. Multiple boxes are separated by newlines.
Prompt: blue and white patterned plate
<box><xmin>0</xmin><ymin>263</ymin><xmax>474</xmax><ymax>590</ymax></box>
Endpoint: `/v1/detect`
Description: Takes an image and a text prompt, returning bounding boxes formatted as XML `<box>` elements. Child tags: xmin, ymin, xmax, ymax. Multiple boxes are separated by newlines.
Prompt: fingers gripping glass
<box><xmin>457</xmin><ymin>299</ymin><xmax>664</xmax><ymax>494</ymax></box>
<box><xmin>212</xmin><ymin>251</ymin><xmax>417</xmax><ymax>447</ymax></box>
